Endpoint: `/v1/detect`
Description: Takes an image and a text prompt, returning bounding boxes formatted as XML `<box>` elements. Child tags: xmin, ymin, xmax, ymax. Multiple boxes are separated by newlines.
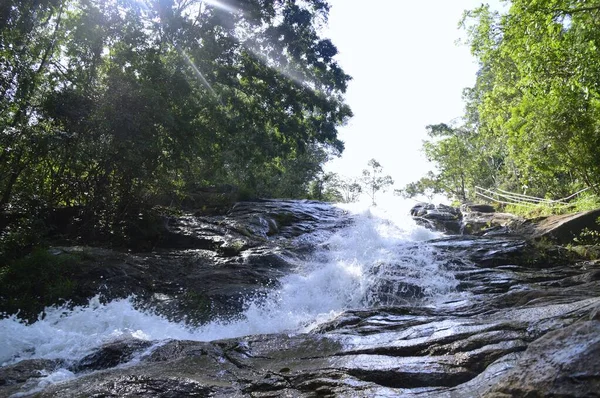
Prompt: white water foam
<box><xmin>0</xmin><ymin>199</ymin><xmax>455</xmax><ymax>372</ymax></box>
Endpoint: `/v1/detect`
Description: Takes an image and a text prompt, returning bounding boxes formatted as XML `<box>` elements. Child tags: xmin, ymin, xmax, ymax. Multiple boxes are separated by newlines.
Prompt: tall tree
<box><xmin>462</xmin><ymin>0</ymin><xmax>600</xmax><ymax>197</ymax></box>
<box><xmin>406</xmin><ymin>1</ymin><xmax>600</xmax><ymax>201</ymax></box>
<box><xmin>0</xmin><ymin>0</ymin><xmax>352</xmax><ymax>237</ymax></box>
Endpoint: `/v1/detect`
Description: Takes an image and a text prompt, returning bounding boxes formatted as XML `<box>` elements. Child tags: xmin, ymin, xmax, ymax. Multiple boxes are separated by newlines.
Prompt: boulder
<box><xmin>410</xmin><ymin>203</ymin><xmax>523</xmax><ymax>236</ymax></box>
<box><xmin>410</xmin><ymin>203</ymin><xmax>462</xmax><ymax>234</ymax></box>
<box><xmin>461</xmin><ymin>211</ymin><xmax>523</xmax><ymax>236</ymax></box>
<box><xmin>517</xmin><ymin>208</ymin><xmax>600</xmax><ymax>244</ymax></box>
<box><xmin>461</xmin><ymin>203</ymin><xmax>496</xmax><ymax>213</ymax></box>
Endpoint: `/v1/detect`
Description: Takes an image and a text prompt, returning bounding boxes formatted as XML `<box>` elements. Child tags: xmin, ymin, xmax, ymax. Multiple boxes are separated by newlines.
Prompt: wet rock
<box><xmin>430</xmin><ymin>235</ymin><xmax>578</xmax><ymax>268</ymax></box>
<box><xmin>34</xmin><ymin>294</ymin><xmax>600</xmax><ymax>396</ymax></box>
<box><xmin>409</xmin><ymin>202</ymin><xmax>527</xmax><ymax>236</ymax></box>
<box><xmin>5</xmin><ymin>200</ymin><xmax>600</xmax><ymax>397</ymax></box>
<box><xmin>461</xmin><ymin>211</ymin><xmax>522</xmax><ymax>236</ymax></box>
<box><xmin>70</xmin><ymin>339</ymin><xmax>154</xmax><ymax>372</ymax></box>
<box><xmin>484</xmin><ymin>320</ymin><xmax>600</xmax><ymax>397</ymax></box>
<box><xmin>48</xmin><ymin>374</ymin><xmax>216</xmax><ymax>397</ymax></box>
<box><xmin>1</xmin><ymin>200</ymin><xmax>349</xmax><ymax>324</ymax></box>
<box><xmin>410</xmin><ymin>203</ymin><xmax>462</xmax><ymax>234</ymax></box>
<box><xmin>0</xmin><ymin>359</ymin><xmax>63</xmax><ymax>397</ymax></box>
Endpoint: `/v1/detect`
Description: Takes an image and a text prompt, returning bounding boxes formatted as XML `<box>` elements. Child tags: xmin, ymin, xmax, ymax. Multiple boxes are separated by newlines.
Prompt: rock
<box><xmin>461</xmin><ymin>211</ymin><xmax>523</xmax><ymax>236</ymax></box>
<box><xmin>484</xmin><ymin>320</ymin><xmax>600</xmax><ymax>397</ymax></box>
<box><xmin>32</xmin><ymin>293</ymin><xmax>600</xmax><ymax>397</ymax></box>
<box><xmin>461</xmin><ymin>203</ymin><xmax>496</xmax><ymax>213</ymax></box>
<box><xmin>517</xmin><ymin>208</ymin><xmax>600</xmax><ymax>244</ymax></box>
<box><xmin>5</xmin><ymin>200</ymin><xmax>600</xmax><ymax>397</ymax></box>
<box><xmin>70</xmin><ymin>339</ymin><xmax>154</xmax><ymax>372</ymax></box>
<box><xmin>0</xmin><ymin>200</ymin><xmax>349</xmax><ymax>325</ymax></box>
<box><xmin>0</xmin><ymin>359</ymin><xmax>63</xmax><ymax>397</ymax></box>
<box><xmin>409</xmin><ymin>203</ymin><xmax>521</xmax><ymax>235</ymax></box>
<box><xmin>430</xmin><ymin>235</ymin><xmax>577</xmax><ymax>268</ymax></box>
<box><xmin>410</xmin><ymin>203</ymin><xmax>462</xmax><ymax>234</ymax></box>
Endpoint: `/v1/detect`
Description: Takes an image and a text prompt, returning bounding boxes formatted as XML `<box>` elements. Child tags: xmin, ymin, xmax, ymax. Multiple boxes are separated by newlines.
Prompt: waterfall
<box><xmin>0</xmin><ymin>199</ymin><xmax>459</xmax><ymax>392</ymax></box>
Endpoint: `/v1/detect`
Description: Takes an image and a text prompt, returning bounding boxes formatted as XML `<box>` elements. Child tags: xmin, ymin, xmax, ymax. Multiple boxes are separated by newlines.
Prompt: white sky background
<box><xmin>323</xmin><ymin>0</ymin><xmax>502</xmax><ymax>189</ymax></box>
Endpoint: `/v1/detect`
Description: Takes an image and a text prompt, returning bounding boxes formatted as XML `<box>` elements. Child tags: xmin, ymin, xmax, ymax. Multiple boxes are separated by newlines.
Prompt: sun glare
<box><xmin>201</xmin><ymin>0</ymin><xmax>240</xmax><ymax>15</ymax></box>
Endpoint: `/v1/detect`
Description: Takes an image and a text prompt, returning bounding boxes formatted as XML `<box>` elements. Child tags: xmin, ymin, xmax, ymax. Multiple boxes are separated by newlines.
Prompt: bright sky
<box><xmin>323</xmin><ymin>0</ymin><xmax>501</xmax><ymax>189</ymax></box>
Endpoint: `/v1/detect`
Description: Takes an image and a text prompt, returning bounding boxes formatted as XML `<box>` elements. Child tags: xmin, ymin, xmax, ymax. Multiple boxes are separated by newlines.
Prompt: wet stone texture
<box><xmin>3</xmin><ymin>200</ymin><xmax>600</xmax><ymax>397</ymax></box>
<box><xmin>9</xmin><ymin>200</ymin><xmax>351</xmax><ymax>325</ymax></box>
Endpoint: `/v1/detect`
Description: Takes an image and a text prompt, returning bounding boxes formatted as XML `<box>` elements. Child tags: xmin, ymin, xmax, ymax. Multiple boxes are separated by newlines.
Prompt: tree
<box><xmin>409</xmin><ymin>1</ymin><xmax>600</xmax><ymax>202</ymax></box>
<box><xmin>395</xmin><ymin>171</ymin><xmax>441</xmax><ymax>202</ymax></box>
<box><xmin>338</xmin><ymin>177</ymin><xmax>363</xmax><ymax>203</ymax></box>
<box><xmin>361</xmin><ymin>159</ymin><xmax>394</xmax><ymax>205</ymax></box>
<box><xmin>459</xmin><ymin>0</ymin><xmax>600</xmax><ymax>197</ymax></box>
<box><xmin>0</xmin><ymin>0</ymin><xmax>352</xmax><ymax>240</ymax></box>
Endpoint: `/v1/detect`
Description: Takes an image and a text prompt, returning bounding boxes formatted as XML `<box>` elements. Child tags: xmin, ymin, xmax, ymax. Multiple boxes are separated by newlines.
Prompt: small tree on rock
<box><xmin>361</xmin><ymin>159</ymin><xmax>394</xmax><ymax>205</ymax></box>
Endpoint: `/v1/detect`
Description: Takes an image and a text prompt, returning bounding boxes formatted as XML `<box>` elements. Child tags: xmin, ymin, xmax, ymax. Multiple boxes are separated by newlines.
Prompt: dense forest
<box><xmin>0</xmin><ymin>0</ymin><xmax>352</xmax><ymax>250</ymax></box>
<box><xmin>402</xmin><ymin>0</ymin><xmax>600</xmax><ymax>205</ymax></box>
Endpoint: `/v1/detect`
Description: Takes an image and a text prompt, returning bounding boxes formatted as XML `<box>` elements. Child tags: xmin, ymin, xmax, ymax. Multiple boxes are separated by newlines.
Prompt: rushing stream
<box><xmin>1</xmin><ymin>202</ymin><xmax>454</xmax><ymax>387</ymax></box>
<box><xmin>2</xmin><ymin>199</ymin><xmax>599</xmax><ymax>397</ymax></box>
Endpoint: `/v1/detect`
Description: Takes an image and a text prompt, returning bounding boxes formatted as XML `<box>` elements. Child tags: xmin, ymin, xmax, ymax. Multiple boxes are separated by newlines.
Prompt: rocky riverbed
<box><xmin>1</xmin><ymin>200</ymin><xmax>600</xmax><ymax>397</ymax></box>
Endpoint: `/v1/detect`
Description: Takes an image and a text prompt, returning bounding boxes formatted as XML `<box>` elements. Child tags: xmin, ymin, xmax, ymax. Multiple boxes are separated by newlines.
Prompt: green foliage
<box><xmin>503</xmin><ymin>193</ymin><xmax>600</xmax><ymax>218</ymax></box>
<box><xmin>0</xmin><ymin>248</ymin><xmax>82</xmax><ymax>320</ymax></box>
<box><xmin>568</xmin><ymin>215</ymin><xmax>600</xmax><ymax>259</ymax></box>
<box><xmin>573</xmin><ymin>226</ymin><xmax>600</xmax><ymax>245</ymax></box>
<box><xmin>309</xmin><ymin>172</ymin><xmax>361</xmax><ymax>203</ymax></box>
<box><xmin>503</xmin><ymin>202</ymin><xmax>569</xmax><ymax>218</ymax></box>
<box><xmin>405</xmin><ymin>1</ymin><xmax>600</xmax><ymax>204</ymax></box>
<box><xmin>360</xmin><ymin>159</ymin><xmax>394</xmax><ymax>205</ymax></box>
<box><xmin>570</xmin><ymin>193</ymin><xmax>600</xmax><ymax>212</ymax></box>
<box><xmin>0</xmin><ymin>0</ymin><xmax>351</xmax><ymax>239</ymax></box>
<box><xmin>395</xmin><ymin>171</ymin><xmax>441</xmax><ymax>202</ymax></box>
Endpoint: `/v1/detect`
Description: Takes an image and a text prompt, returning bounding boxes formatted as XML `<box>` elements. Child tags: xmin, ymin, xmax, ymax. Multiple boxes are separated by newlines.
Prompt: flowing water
<box><xmin>0</xmin><ymin>199</ymin><xmax>463</xmax><ymax>394</ymax></box>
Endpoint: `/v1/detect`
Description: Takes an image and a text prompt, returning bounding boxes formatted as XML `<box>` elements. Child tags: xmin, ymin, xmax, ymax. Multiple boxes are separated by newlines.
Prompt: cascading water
<box><xmin>0</xmin><ymin>199</ymin><xmax>460</xmax><ymax>394</ymax></box>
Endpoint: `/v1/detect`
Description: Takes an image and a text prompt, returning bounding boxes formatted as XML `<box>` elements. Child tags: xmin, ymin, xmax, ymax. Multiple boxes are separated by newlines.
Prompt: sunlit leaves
<box><xmin>0</xmin><ymin>0</ymin><xmax>351</xmax><ymax>230</ymax></box>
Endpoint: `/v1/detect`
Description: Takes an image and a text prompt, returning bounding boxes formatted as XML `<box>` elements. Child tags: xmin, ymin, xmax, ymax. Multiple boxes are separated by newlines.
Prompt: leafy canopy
<box><xmin>0</xmin><ymin>0</ymin><xmax>352</xmax><ymax>240</ymax></box>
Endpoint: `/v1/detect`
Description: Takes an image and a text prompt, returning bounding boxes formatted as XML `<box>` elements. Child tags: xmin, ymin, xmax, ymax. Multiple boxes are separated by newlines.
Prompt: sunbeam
<box><xmin>243</xmin><ymin>44</ymin><xmax>315</xmax><ymax>90</ymax></box>
<box><xmin>201</xmin><ymin>0</ymin><xmax>240</xmax><ymax>15</ymax></box>
<box><xmin>176</xmin><ymin>46</ymin><xmax>220</xmax><ymax>99</ymax></box>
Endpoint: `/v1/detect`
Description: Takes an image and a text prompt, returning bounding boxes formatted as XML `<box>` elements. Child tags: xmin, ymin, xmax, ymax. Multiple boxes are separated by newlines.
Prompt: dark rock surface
<box><xmin>410</xmin><ymin>203</ymin><xmax>463</xmax><ymax>234</ymax></box>
<box><xmin>484</xmin><ymin>319</ymin><xmax>600</xmax><ymax>397</ymax></box>
<box><xmin>3</xmin><ymin>200</ymin><xmax>349</xmax><ymax>324</ymax></box>
<box><xmin>461</xmin><ymin>203</ymin><xmax>496</xmax><ymax>213</ymax></box>
<box><xmin>3</xmin><ymin>200</ymin><xmax>600</xmax><ymax>397</ymax></box>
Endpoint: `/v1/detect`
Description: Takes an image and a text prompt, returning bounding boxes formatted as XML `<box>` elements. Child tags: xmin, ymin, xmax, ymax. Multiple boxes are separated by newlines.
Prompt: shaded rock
<box><xmin>461</xmin><ymin>211</ymin><xmax>523</xmax><ymax>236</ymax></box>
<box><xmin>410</xmin><ymin>203</ymin><xmax>521</xmax><ymax>235</ymax></box>
<box><xmin>1</xmin><ymin>200</ymin><xmax>349</xmax><ymax>324</ymax></box>
<box><xmin>430</xmin><ymin>235</ymin><xmax>577</xmax><ymax>268</ymax></box>
<box><xmin>484</xmin><ymin>320</ymin><xmax>600</xmax><ymax>397</ymax></box>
